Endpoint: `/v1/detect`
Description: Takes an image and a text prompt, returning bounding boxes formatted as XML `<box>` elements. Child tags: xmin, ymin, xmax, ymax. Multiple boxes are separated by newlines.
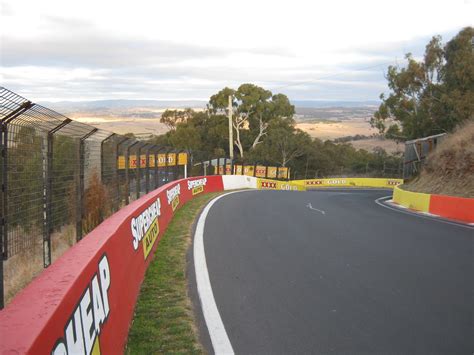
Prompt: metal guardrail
<box><xmin>403</xmin><ymin>133</ymin><xmax>446</xmax><ymax>179</ymax></box>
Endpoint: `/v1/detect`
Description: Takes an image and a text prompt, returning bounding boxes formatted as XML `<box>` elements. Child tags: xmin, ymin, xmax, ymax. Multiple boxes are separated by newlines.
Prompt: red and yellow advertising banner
<box><xmin>267</xmin><ymin>166</ymin><xmax>277</xmax><ymax>179</ymax></box>
<box><xmin>277</xmin><ymin>167</ymin><xmax>289</xmax><ymax>179</ymax></box>
<box><xmin>255</xmin><ymin>165</ymin><xmax>267</xmax><ymax>178</ymax></box>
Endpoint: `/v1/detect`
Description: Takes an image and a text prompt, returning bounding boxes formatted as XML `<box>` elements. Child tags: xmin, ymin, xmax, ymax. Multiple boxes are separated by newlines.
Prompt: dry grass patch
<box><xmin>404</xmin><ymin>120</ymin><xmax>474</xmax><ymax>198</ymax></box>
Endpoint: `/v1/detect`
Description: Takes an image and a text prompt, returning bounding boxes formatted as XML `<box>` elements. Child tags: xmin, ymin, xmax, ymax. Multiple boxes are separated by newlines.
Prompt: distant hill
<box><xmin>38</xmin><ymin>99</ymin><xmax>208</xmax><ymax>114</ymax></box>
<box><xmin>292</xmin><ymin>100</ymin><xmax>379</xmax><ymax>108</ymax></box>
<box><xmin>39</xmin><ymin>99</ymin><xmax>380</xmax><ymax>114</ymax></box>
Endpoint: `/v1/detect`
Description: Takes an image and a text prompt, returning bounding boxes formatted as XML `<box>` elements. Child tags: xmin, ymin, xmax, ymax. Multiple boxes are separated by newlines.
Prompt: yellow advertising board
<box><xmin>244</xmin><ymin>165</ymin><xmax>254</xmax><ymax>176</ymax></box>
<box><xmin>255</xmin><ymin>165</ymin><xmax>266</xmax><ymax>178</ymax></box>
<box><xmin>257</xmin><ymin>178</ymin><xmax>306</xmax><ymax>191</ymax></box>
<box><xmin>178</xmin><ymin>152</ymin><xmax>188</xmax><ymax>165</ymax></box>
<box><xmin>148</xmin><ymin>154</ymin><xmax>156</xmax><ymax>168</ymax></box>
<box><xmin>117</xmin><ymin>152</ymin><xmax>187</xmax><ymax>169</ymax></box>
<box><xmin>293</xmin><ymin>178</ymin><xmax>404</xmax><ymax>189</ymax></box>
<box><xmin>118</xmin><ymin>156</ymin><xmax>126</xmax><ymax>169</ymax></box>
<box><xmin>234</xmin><ymin>165</ymin><xmax>243</xmax><ymax>175</ymax></box>
<box><xmin>267</xmin><ymin>166</ymin><xmax>277</xmax><ymax>178</ymax></box>
<box><xmin>277</xmin><ymin>167</ymin><xmax>289</xmax><ymax>179</ymax></box>
<box><xmin>167</xmin><ymin>153</ymin><xmax>176</xmax><ymax>166</ymax></box>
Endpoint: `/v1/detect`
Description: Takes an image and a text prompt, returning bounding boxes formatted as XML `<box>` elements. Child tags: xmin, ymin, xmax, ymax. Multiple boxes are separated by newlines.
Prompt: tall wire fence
<box><xmin>0</xmin><ymin>87</ymin><xmax>195</xmax><ymax>308</ymax></box>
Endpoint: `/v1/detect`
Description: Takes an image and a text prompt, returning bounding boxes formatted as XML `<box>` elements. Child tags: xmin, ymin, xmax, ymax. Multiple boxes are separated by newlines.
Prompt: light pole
<box><xmin>228</xmin><ymin>95</ymin><xmax>234</xmax><ymax>160</ymax></box>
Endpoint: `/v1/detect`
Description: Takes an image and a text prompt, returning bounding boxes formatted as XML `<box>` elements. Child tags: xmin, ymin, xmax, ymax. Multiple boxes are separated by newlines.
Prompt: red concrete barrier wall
<box><xmin>0</xmin><ymin>176</ymin><xmax>224</xmax><ymax>354</ymax></box>
<box><xmin>429</xmin><ymin>194</ymin><xmax>474</xmax><ymax>223</ymax></box>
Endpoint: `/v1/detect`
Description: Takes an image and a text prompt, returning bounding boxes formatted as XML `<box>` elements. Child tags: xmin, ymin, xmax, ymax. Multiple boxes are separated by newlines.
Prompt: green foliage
<box><xmin>372</xmin><ymin>27</ymin><xmax>474</xmax><ymax>140</ymax></box>
<box><xmin>153</xmin><ymin>83</ymin><xmax>402</xmax><ymax>178</ymax></box>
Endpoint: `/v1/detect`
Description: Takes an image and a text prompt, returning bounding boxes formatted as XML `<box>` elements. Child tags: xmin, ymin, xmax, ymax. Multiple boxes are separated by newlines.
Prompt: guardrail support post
<box><xmin>116</xmin><ymin>138</ymin><xmax>129</xmax><ymax>210</ymax></box>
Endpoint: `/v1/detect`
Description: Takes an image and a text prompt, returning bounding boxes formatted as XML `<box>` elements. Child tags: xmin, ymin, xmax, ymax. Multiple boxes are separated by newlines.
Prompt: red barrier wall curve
<box><xmin>0</xmin><ymin>176</ymin><xmax>224</xmax><ymax>354</ymax></box>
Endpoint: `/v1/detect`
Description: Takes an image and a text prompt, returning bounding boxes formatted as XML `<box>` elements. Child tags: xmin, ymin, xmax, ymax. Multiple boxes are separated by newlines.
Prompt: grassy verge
<box><xmin>126</xmin><ymin>192</ymin><xmax>222</xmax><ymax>354</ymax></box>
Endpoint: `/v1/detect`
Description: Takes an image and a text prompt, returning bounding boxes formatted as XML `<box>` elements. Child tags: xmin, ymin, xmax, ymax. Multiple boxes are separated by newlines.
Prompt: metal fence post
<box><xmin>77</xmin><ymin>128</ymin><xmax>98</xmax><ymax>241</ymax></box>
<box><xmin>116</xmin><ymin>137</ymin><xmax>129</xmax><ymax>210</ymax></box>
<box><xmin>0</xmin><ymin>102</ymin><xmax>34</xmax><ymax>307</ymax></box>
<box><xmin>45</xmin><ymin>118</ymin><xmax>72</xmax><ymax>265</ymax></box>
<box><xmin>145</xmin><ymin>145</ymin><xmax>151</xmax><ymax>194</ymax></box>
<box><xmin>125</xmin><ymin>141</ymin><xmax>138</xmax><ymax>205</ymax></box>
<box><xmin>100</xmin><ymin>133</ymin><xmax>115</xmax><ymax>184</ymax></box>
<box><xmin>136</xmin><ymin>144</ymin><xmax>143</xmax><ymax>200</ymax></box>
<box><xmin>154</xmin><ymin>147</ymin><xmax>159</xmax><ymax>188</ymax></box>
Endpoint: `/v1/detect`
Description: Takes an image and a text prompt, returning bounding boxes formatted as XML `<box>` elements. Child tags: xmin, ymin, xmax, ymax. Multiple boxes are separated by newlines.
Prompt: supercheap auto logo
<box><xmin>131</xmin><ymin>197</ymin><xmax>161</xmax><ymax>259</ymax></box>
<box><xmin>188</xmin><ymin>178</ymin><xmax>207</xmax><ymax>195</ymax></box>
<box><xmin>52</xmin><ymin>255</ymin><xmax>111</xmax><ymax>355</ymax></box>
<box><xmin>166</xmin><ymin>184</ymin><xmax>181</xmax><ymax>211</ymax></box>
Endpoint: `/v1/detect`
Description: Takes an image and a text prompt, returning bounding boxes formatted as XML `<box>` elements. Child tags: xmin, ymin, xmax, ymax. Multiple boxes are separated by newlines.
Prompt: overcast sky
<box><xmin>1</xmin><ymin>0</ymin><xmax>472</xmax><ymax>102</ymax></box>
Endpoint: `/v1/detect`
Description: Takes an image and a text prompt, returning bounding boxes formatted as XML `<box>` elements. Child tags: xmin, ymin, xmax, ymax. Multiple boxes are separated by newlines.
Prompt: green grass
<box><xmin>126</xmin><ymin>192</ymin><xmax>222</xmax><ymax>354</ymax></box>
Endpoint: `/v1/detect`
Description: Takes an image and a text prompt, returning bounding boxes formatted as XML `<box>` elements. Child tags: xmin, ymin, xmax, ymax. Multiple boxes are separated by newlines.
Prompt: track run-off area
<box><xmin>193</xmin><ymin>189</ymin><xmax>473</xmax><ymax>355</ymax></box>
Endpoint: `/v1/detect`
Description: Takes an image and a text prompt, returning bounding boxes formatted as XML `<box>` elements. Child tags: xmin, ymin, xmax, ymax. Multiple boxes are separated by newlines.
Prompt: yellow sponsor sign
<box><xmin>167</xmin><ymin>153</ymin><xmax>177</xmax><ymax>166</ymax></box>
<box><xmin>296</xmin><ymin>178</ymin><xmax>404</xmax><ymax>189</ymax></box>
<box><xmin>158</xmin><ymin>154</ymin><xmax>167</xmax><ymax>167</ymax></box>
<box><xmin>278</xmin><ymin>167</ymin><xmax>289</xmax><ymax>179</ymax></box>
<box><xmin>178</xmin><ymin>152</ymin><xmax>188</xmax><ymax>165</ymax></box>
<box><xmin>234</xmin><ymin>165</ymin><xmax>243</xmax><ymax>175</ymax></box>
<box><xmin>148</xmin><ymin>154</ymin><xmax>156</xmax><ymax>168</ymax></box>
<box><xmin>255</xmin><ymin>165</ymin><xmax>267</xmax><ymax>178</ymax></box>
<box><xmin>267</xmin><ymin>166</ymin><xmax>277</xmax><ymax>178</ymax></box>
<box><xmin>142</xmin><ymin>218</ymin><xmax>160</xmax><ymax>259</ymax></box>
<box><xmin>257</xmin><ymin>178</ymin><xmax>306</xmax><ymax>191</ymax></box>
<box><xmin>118</xmin><ymin>156</ymin><xmax>126</xmax><ymax>169</ymax></box>
<box><xmin>156</xmin><ymin>153</ymin><xmax>177</xmax><ymax>167</ymax></box>
<box><xmin>192</xmin><ymin>185</ymin><xmax>204</xmax><ymax>195</ymax></box>
<box><xmin>244</xmin><ymin>165</ymin><xmax>254</xmax><ymax>176</ymax></box>
<box><xmin>171</xmin><ymin>196</ymin><xmax>180</xmax><ymax>211</ymax></box>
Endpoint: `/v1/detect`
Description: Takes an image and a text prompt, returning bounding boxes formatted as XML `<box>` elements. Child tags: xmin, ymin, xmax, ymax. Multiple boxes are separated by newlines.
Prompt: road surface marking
<box><xmin>306</xmin><ymin>202</ymin><xmax>326</xmax><ymax>215</ymax></box>
<box><xmin>375</xmin><ymin>196</ymin><xmax>474</xmax><ymax>230</ymax></box>
<box><xmin>194</xmin><ymin>191</ymin><xmax>239</xmax><ymax>355</ymax></box>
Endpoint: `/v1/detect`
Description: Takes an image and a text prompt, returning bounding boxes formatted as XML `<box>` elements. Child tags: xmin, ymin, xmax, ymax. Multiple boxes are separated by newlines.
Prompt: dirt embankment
<box><xmin>404</xmin><ymin>120</ymin><xmax>474</xmax><ymax>198</ymax></box>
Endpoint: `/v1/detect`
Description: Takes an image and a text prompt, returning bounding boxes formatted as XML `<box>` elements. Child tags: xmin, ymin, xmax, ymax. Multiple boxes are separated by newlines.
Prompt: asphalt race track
<box><xmin>192</xmin><ymin>189</ymin><xmax>473</xmax><ymax>355</ymax></box>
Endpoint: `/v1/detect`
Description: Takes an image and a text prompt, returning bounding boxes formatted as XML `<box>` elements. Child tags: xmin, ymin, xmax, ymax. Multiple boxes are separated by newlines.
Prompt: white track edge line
<box><xmin>194</xmin><ymin>191</ymin><xmax>243</xmax><ymax>355</ymax></box>
<box><xmin>375</xmin><ymin>196</ymin><xmax>474</xmax><ymax>230</ymax></box>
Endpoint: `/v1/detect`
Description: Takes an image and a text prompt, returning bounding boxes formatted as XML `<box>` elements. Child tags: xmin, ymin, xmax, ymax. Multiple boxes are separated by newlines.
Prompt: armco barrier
<box><xmin>0</xmin><ymin>176</ymin><xmax>225</xmax><ymax>354</ymax></box>
<box><xmin>393</xmin><ymin>185</ymin><xmax>474</xmax><ymax>223</ymax></box>
<box><xmin>293</xmin><ymin>178</ymin><xmax>403</xmax><ymax>189</ymax></box>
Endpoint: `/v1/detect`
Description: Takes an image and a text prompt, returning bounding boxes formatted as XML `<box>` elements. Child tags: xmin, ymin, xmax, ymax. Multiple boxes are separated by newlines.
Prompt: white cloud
<box><xmin>1</xmin><ymin>0</ymin><xmax>472</xmax><ymax>101</ymax></box>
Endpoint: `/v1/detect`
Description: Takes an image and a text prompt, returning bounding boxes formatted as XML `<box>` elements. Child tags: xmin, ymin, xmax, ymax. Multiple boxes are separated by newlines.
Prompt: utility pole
<box><xmin>228</xmin><ymin>95</ymin><xmax>234</xmax><ymax>159</ymax></box>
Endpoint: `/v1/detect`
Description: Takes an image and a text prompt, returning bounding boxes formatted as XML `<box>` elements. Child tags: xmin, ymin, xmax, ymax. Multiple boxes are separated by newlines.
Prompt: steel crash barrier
<box><xmin>393</xmin><ymin>185</ymin><xmax>474</xmax><ymax>223</ymax></box>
